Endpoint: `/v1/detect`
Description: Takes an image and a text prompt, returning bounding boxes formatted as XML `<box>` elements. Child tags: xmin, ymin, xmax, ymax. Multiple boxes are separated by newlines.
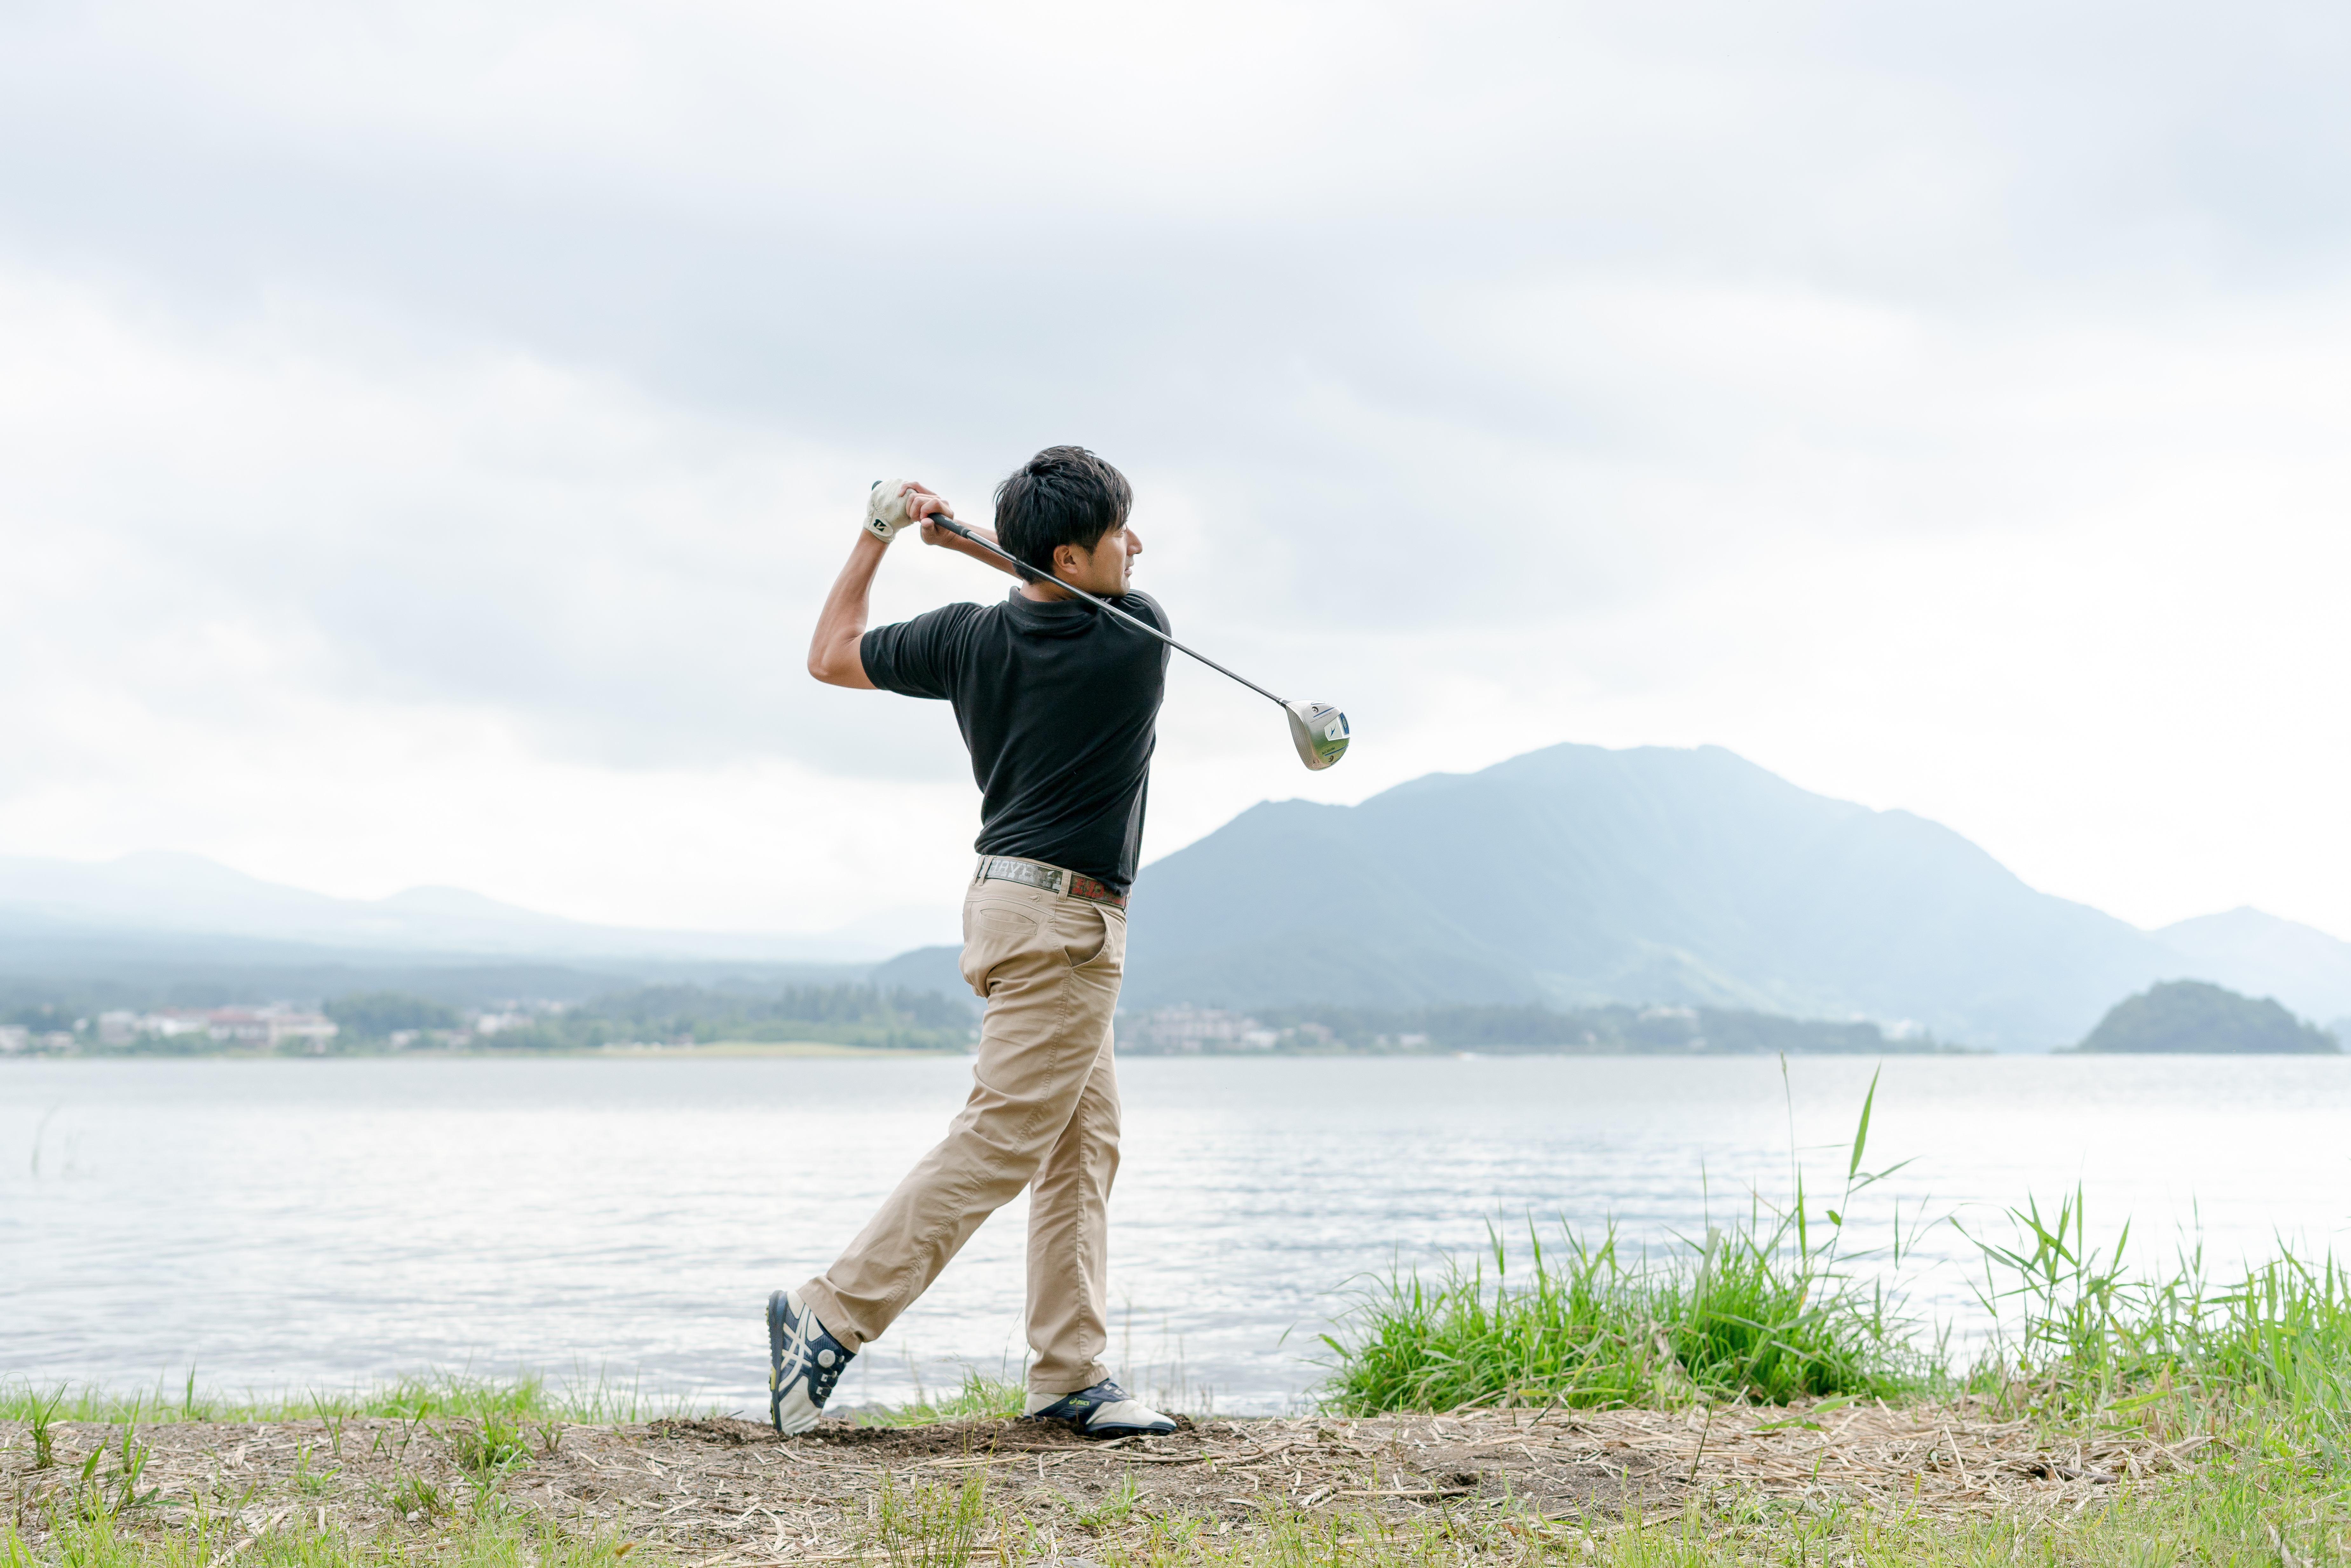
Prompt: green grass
<box><xmin>1168</xmin><ymin>1469</ymin><xmax>2351</xmax><ymax>1565</ymax></box>
<box><xmin>859</xmin><ymin>1368</ymin><xmax>1029</xmax><ymax>1427</ymax></box>
<box><xmin>1960</xmin><ymin>1184</ymin><xmax>2351</xmax><ymax>1425</ymax></box>
<box><xmin>876</xmin><ymin>1471</ymin><xmax>991</xmax><ymax>1568</ymax></box>
<box><xmin>0</xmin><ymin>1368</ymin><xmax>697</xmax><ymax>1428</ymax></box>
<box><xmin>1</xmin><ymin>1507</ymin><xmax>642</xmax><ymax>1568</ymax></box>
<box><xmin>9</xmin><ymin>1455</ymin><xmax>2351</xmax><ymax>1568</ymax></box>
<box><xmin>1179</xmin><ymin>1485</ymin><xmax>2348</xmax><ymax>1566</ymax></box>
<box><xmin>1323</xmin><ymin>1066</ymin><xmax>1928</xmax><ymax>1413</ymax></box>
<box><xmin>0</xmin><ymin>1363</ymin><xmax>1026</xmax><ymax>1438</ymax></box>
<box><xmin>1306</xmin><ymin>1079</ymin><xmax>2351</xmax><ymax>1560</ymax></box>
<box><xmin>1320</xmin><ymin>1210</ymin><xmax>1924</xmax><ymax>1414</ymax></box>
<box><xmin>1320</xmin><ymin>1069</ymin><xmax>2351</xmax><ymax>1499</ymax></box>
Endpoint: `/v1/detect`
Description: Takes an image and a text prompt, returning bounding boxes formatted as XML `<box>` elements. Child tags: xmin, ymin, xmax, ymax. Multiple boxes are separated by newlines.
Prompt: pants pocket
<box><xmin>1060</xmin><ymin>902</ymin><xmax>1108</xmax><ymax>969</ymax></box>
<box><xmin>961</xmin><ymin>898</ymin><xmax>1043</xmax><ymax>996</ymax></box>
<box><xmin>1060</xmin><ymin>901</ymin><xmax>1125</xmax><ymax>972</ymax></box>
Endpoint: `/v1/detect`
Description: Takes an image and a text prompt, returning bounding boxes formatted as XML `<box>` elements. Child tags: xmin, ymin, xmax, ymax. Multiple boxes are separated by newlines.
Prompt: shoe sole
<box><xmin>766</xmin><ymin>1289</ymin><xmax>789</xmax><ymax>1435</ymax></box>
<box><xmin>1020</xmin><ymin>1412</ymin><xmax>1178</xmax><ymax>1440</ymax></box>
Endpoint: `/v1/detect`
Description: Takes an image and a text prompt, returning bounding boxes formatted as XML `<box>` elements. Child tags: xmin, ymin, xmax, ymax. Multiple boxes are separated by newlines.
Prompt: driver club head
<box><xmin>1285</xmin><ymin>701</ymin><xmax>1351</xmax><ymax>770</ymax></box>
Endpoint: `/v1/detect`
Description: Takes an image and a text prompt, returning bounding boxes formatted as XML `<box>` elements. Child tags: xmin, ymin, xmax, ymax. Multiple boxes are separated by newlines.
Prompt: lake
<box><xmin>4</xmin><ymin>1054</ymin><xmax>2348</xmax><ymax>1415</ymax></box>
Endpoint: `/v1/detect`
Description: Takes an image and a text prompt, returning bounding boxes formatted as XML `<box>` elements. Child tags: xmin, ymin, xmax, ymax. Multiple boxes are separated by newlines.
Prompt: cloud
<box><xmin>1</xmin><ymin>0</ymin><xmax>2348</xmax><ymax>938</ymax></box>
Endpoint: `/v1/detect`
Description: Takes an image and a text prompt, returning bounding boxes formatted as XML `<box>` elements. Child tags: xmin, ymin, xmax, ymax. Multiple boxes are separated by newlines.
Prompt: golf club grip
<box><xmin>924</xmin><ymin>514</ymin><xmax>1289</xmax><ymax>709</ymax></box>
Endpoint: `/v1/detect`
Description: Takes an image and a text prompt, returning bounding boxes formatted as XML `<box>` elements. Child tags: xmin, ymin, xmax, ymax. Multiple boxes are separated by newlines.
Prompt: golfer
<box><xmin>770</xmin><ymin>446</ymin><xmax>1177</xmax><ymax>1440</ymax></box>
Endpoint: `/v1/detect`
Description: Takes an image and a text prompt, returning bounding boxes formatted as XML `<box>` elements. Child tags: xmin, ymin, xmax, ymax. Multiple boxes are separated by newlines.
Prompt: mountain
<box><xmin>2152</xmin><ymin>908</ymin><xmax>2351</xmax><ymax>1024</ymax></box>
<box><xmin>1114</xmin><ymin>742</ymin><xmax>2345</xmax><ymax>1050</ymax></box>
<box><xmin>18</xmin><ymin>747</ymin><xmax>2351</xmax><ymax>1049</ymax></box>
<box><xmin>2076</xmin><ymin>980</ymin><xmax>2341</xmax><ymax>1054</ymax></box>
<box><xmin>870</xmin><ymin>944</ymin><xmax>971</xmax><ymax>1002</ymax></box>
<box><xmin>0</xmin><ymin>947</ymin><xmax>861</xmax><ymax>1014</ymax></box>
<box><xmin>0</xmin><ymin>851</ymin><xmax>925</xmax><ymax>965</ymax></box>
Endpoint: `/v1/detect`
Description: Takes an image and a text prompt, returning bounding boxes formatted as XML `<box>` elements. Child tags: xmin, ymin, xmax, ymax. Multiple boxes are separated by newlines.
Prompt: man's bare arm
<box><xmin>808</xmin><ymin>533</ymin><xmax>886</xmax><ymax>688</ymax></box>
<box><xmin>810</xmin><ymin>480</ymin><xmax>1016</xmax><ymax>688</ymax></box>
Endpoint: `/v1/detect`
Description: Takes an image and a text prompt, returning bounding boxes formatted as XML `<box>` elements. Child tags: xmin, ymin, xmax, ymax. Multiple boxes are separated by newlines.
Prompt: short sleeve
<box><xmin>860</xmin><ymin>603</ymin><xmax>981</xmax><ymax>700</ymax></box>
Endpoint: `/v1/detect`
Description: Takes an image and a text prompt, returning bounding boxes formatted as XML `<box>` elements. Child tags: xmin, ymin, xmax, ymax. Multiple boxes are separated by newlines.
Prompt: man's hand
<box><xmin>915</xmin><ymin>501</ymin><xmax>962</xmax><ymax>547</ymax></box>
<box><xmin>815</xmin><ymin>476</ymin><xmax>1020</xmax><ymax>689</ymax></box>
<box><xmin>865</xmin><ymin>479</ymin><xmax>953</xmax><ymax>542</ymax></box>
<box><xmin>815</xmin><ymin>481</ymin><xmax>943</xmax><ymax>688</ymax></box>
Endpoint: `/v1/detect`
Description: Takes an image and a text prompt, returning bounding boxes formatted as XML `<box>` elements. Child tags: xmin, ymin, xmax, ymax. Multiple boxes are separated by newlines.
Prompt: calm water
<box><xmin>4</xmin><ymin>1055</ymin><xmax>2348</xmax><ymax>1414</ymax></box>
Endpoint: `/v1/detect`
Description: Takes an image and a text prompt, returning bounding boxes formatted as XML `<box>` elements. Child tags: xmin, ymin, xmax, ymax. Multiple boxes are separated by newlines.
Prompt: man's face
<box><xmin>1057</xmin><ymin>523</ymin><xmax>1142</xmax><ymax>597</ymax></box>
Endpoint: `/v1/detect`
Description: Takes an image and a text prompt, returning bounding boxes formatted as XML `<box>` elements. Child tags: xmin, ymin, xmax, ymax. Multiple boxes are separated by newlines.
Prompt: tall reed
<box><xmin>1324</xmin><ymin>1063</ymin><xmax>2351</xmax><ymax>1428</ymax></box>
<box><xmin>1961</xmin><ymin>1185</ymin><xmax>2351</xmax><ymax>1429</ymax></box>
<box><xmin>1321</xmin><ymin>1207</ymin><xmax>1923</xmax><ymax>1413</ymax></box>
<box><xmin>1323</xmin><ymin>1068</ymin><xmax>1926</xmax><ymax>1412</ymax></box>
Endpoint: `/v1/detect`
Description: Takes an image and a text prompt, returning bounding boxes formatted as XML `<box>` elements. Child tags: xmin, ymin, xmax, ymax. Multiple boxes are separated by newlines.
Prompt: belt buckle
<box><xmin>981</xmin><ymin>857</ymin><xmax>1065</xmax><ymax>896</ymax></box>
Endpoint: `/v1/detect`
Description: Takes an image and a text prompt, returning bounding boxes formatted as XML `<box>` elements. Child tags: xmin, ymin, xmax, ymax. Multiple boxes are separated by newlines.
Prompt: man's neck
<box><xmin>1019</xmin><ymin>570</ymin><xmax>1127</xmax><ymax>602</ymax></box>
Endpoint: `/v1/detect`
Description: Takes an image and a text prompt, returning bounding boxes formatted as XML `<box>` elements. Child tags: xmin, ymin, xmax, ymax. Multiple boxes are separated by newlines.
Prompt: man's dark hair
<box><xmin>993</xmin><ymin>446</ymin><xmax>1132</xmax><ymax>575</ymax></box>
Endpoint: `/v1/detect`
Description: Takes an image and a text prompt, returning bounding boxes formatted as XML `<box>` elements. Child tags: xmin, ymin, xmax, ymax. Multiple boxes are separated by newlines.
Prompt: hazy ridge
<box><xmin>10</xmin><ymin>743</ymin><xmax>2351</xmax><ymax>1051</ymax></box>
<box><xmin>1118</xmin><ymin>743</ymin><xmax>2351</xmax><ymax>1048</ymax></box>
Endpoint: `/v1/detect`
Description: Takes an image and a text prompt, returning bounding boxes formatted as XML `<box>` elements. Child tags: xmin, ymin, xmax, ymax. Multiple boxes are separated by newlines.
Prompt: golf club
<box><xmin>921</xmin><ymin>511</ymin><xmax>1350</xmax><ymax>771</ymax></box>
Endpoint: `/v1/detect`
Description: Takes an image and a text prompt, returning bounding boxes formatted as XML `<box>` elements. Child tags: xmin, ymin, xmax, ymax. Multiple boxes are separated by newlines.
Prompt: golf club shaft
<box><xmin>926</xmin><ymin>515</ymin><xmax>1289</xmax><ymax>709</ymax></box>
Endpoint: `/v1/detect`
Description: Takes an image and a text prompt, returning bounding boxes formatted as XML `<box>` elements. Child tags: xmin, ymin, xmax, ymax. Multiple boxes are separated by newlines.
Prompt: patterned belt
<box><xmin>973</xmin><ymin>855</ymin><xmax>1129</xmax><ymax>909</ymax></box>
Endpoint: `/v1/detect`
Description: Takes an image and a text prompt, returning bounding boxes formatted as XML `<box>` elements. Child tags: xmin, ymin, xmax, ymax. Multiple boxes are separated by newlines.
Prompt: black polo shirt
<box><xmin>860</xmin><ymin>588</ymin><xmax>1171</xmax><ymax>893</ymax></box>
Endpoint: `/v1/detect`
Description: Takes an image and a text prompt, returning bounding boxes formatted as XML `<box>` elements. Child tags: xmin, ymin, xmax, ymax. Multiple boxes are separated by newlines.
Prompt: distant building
<box><xmin>102</xmin><ymin>1008</ymin><xmax>227</xmax><ymax>1044</ymax></box>
<box><xmin>1126</xmin><ymin>1004</ymin><xmax>1282</xmax><ymax>1053</ymax></box>
<box><xmin>0</xmin><ymin>1026</ymin><xmax>27</xmax><ymax>1053</ymax></box>
<box><xmin>99</xmin><ymin>1006</ymin><xmax>341</xmax><ymax>1049</ymax></box>
<box><xmin>207</xmin><ymin>1006</ymin><xmax>339</xmax><ymax>1049</ymax></box>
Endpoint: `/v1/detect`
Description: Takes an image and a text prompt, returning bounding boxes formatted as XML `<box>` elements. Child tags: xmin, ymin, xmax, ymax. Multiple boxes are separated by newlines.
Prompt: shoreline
<box><xmin>0</xmin><ymin>1040</ymin><xmax>973</xmax><ymax>1062</ymax></box>
<box><xmin>0</xmin><ymin>1042</ymin><xmax>2032</xmax><ymax>1062</ymax></box>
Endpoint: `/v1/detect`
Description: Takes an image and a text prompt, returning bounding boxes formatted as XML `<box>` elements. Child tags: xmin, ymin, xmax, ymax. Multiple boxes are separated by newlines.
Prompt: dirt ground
<box><xmin>3</xmin><ymin>1401</ymin><xmax>2212</xmax><ymax>1560</ymax></box>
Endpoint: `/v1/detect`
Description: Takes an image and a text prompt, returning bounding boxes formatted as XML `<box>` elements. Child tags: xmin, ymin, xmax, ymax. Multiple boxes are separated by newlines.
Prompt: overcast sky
<box><xmin>3</xmin><ymin>0</ymin><xmax>2348</xmax><ymax>949</ymax></box>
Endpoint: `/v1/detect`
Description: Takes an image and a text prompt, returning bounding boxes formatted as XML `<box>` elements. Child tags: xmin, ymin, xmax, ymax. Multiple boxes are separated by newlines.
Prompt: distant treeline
<box><xmin>1245</xmin><ymin>1002</ymin><xmax>1958</xmax><ymax>1056</ymax></box>
<box><xmin>15</xmin><ymin>982</ymin><xmax>979</xmax><ymax>1056</ymax></box>
<box><xmin>347</xmin><ymin>982</ymin><xmax>975</xmax><ymax>1053</ymax></box>
<box><xmin>1</xmin><ymin>999</ymin><xmax>85</xmax><ymax>1032</ymax></box>
<box><xmin>527</xmin><ymin>983</ymin><xmax>972</xmax><ymax>1051</ymax></box>
<box><xmin>22</xmin><ymin>979</ymin><xmax>1947</xmax><ymax>1059</ymax></box>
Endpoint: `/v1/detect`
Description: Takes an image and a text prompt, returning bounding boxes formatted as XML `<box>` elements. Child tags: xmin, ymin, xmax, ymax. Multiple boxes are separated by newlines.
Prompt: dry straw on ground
<box><xmin>3</xmin><ymin>1398</ymin><xmax>2210</xmax><ymax>1560</ymax></box>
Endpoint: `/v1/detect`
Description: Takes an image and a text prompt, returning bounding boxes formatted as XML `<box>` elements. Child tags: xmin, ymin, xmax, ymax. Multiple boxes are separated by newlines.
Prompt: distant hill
<box><xmin>0</xmin><ymin>851</ymin><xmax>922</xmax><ymax>964</ymax></box>
<box><xmin>869</xmin><ymin>945</ymin><xmax>970</xmax><ymax>1003</ymax></box>
<box><xmin>0</xmin><ymin>940</ymin><xmax>862</xmax><ymax>1016</ymax></box>
<box><xmin>1112</xmin><ymin>743</ymin><xmax>2351</xmax><ymax>1050</ymax></box>
<box><xmin>20</xmin><ymin>748</ymin><xmax>2351</xmax><ymax>1054</ymax></box>
<box><xmin>2152</xmin><ymin>908</ymin><xmax>2351</xmax><ymax>1023</ymax></box>
<box><xmin>2076</xmin><ymin>980</ymin><xmax>2341</xmax><ymax>1054</ymax></box>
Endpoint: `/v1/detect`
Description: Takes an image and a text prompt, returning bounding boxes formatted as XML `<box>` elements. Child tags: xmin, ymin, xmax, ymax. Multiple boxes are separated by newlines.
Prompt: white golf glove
<box><xmin>864</xmin><ymin>479</ymin><xmax>917</xmax><ymax>541</ymax></box>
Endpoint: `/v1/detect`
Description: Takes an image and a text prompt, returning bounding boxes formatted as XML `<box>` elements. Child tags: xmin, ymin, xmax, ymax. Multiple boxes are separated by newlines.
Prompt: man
<box><xmin>770</xmin><ymin>445</ymin><xmax>1179</xmax><ymax>1440</ymax></box>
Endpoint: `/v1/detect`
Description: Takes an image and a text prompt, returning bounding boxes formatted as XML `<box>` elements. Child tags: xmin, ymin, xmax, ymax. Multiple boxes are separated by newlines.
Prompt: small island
<box><xmin>2076</xmin><ymin>979</ymin><xmax>2341</xmax><ymax>1055</ymax></box>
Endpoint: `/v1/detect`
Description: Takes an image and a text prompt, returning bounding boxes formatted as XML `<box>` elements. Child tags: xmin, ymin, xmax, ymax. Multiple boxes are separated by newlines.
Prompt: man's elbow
<box><xmin>807</xmin><ymin>644</ymin><xmax>871</xmax><ymax>689</ymax></box>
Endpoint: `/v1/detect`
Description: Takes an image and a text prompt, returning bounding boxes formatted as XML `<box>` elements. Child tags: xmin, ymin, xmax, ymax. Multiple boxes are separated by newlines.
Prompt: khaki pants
<box><xmin>799</xmin><ymin>868</ymin><xmax>1125</xmax><ymax>1396</ymax></box>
